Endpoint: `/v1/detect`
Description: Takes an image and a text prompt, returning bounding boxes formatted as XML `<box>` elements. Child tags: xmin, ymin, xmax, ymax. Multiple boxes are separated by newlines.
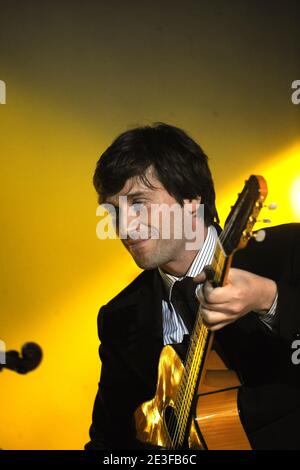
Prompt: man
<box><xmin>86</xmin><ymin>123</ymin><xmax>300</xmax><ymax>450</ymax></box>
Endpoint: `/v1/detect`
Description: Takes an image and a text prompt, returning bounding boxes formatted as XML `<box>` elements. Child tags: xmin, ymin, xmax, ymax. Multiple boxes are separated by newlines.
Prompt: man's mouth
<box><xmin>126</xmin><ymin>238</ymin><xmax>149</xmax><ymax>249</ymax></box>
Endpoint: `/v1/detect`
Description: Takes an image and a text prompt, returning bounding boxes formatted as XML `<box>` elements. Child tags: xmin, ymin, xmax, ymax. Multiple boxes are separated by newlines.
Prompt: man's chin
<box><xmin>133</xmin><ymin>257</ymin><xmax>159</xmax><ymax>270</ymax></box>
<box><xmin>126</xmin><ymin>239</ymin><xmax>175</xmax><ymax>270</ymax></box>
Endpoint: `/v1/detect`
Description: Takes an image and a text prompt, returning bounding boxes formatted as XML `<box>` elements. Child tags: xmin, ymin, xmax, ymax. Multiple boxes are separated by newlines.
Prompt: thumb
<box><xmin>193</xmin><ymin>264</ymin><xmax>215</xmax><ymax>284</ymax></box>
<box><xmin>193</xmin><ymin>271</ymin><xmax>207</xmax><ymax>284</ymax></box>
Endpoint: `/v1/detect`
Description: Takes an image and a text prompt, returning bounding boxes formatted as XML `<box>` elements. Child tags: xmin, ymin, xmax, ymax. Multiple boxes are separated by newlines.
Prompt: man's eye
<box><xmin>107</xmin><ymin>206</ymin><xmax>119</xmax><ymax>221</ymax></box>
<box><xmin>131</xmin><ymin>202</ymin><xmax>144</xmax><ymax>211</ymax></box>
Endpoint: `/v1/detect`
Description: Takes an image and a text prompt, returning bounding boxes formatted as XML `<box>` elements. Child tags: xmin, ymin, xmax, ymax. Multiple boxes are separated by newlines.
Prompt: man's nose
<box><xmin>118</xmin><ymin>204</ymin><xmax>140</xmax><ymax>239</ymax></box>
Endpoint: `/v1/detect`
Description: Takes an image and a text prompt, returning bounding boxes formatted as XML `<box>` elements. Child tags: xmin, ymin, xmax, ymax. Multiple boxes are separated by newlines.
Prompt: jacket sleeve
<box><xmin>84</xmin><ymin>306</ymin><xmax>111</xmax><ymax>450</ymax></box>
<box><xmin>84</xmin><ymin>306</ymin><xmax>139</xmax><ymax>450</ymax></box>
<box><xmin>232</xmin><ymin>223</ymin><xmax>300</xmax><ymax>342</ymax></box>
<box><xmin>267</xmin><ymin>224</ymin><xmax>300</xmax><ymax>341</ymax></box>
<box><xmin>275</xmin><ymin>280</ymin><xmax>300</xmax><ymax>341</ymax></box>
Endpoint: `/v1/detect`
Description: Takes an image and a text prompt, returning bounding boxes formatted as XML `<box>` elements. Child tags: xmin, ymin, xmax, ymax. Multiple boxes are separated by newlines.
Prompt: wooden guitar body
<box><xmin>134</xmin><ymin>344</ymin><xmax>251</xmax><ymax>449</ymax></box>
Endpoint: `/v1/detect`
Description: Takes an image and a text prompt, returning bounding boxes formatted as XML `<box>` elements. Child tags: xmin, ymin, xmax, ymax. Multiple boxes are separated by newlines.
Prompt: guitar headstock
<box><xmin>221</xmin><ymin>175</ymin><xmax>268</xmax><ymax>256</ymax></box>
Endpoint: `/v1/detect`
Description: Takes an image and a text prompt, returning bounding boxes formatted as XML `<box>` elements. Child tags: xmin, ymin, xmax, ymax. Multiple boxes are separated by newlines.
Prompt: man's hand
<box><xmin>193</xmin><ymin>268</ymin><xmax>277</xmax><ymax>331</ymax></box>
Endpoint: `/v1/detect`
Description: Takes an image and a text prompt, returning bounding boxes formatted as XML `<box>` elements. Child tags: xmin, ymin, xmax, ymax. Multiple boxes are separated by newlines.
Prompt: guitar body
<box><xmin>195</xmin><ymin>347</ymin><xmax>251</xmax><ymax>449</ymax></box>
<box><xmin>134</xmin><ymin>344</ymin><xmax>251</xmax><ymax>449</ymax></box>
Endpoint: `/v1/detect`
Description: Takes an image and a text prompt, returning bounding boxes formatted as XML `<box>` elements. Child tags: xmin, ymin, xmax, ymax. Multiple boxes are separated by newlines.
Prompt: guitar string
<box><xmin>172</xmin><ymin>270</ymin><xmax>222</xmax><ymax>447</ymax></box>
<box><xmin>167</xmin><ymin>242</ymin><xmax>226</xmax><ymax>448</ymax></box>
<box><xmin>172</xmin><ymin>305</ymin><xmax>209</xmax><ymax>447</ymax></box>
<box><xmin>176</xmin><ymin>323</ymin><xmax>209</xmax><ymax>448</ymax></box>
<box><xmin>173</xmin><ymin>325</ymin><xmax>206</xmax><ymax>447</ymax></box>
<box><xmin>167</xmin><ymin>317</ymin><xmax>206</xmax><ymax>447</ymax></box>
<box><xmin>175</xmin><ymin>235</ymin><xmax>226</xmax><ymax>401</ymax></box>
<box><xmin>171</xmin><ymin>325</ymin><xmax>203</xmax><ymax>447</ymax></box>
<box><xmin>167</xmin><ymin>231</ymin><xmax>228</xmax><ymax>448</ymax></box>
<box><xmin>168</xmin><ymin>309</ymin><xmax>212</xmax><ymax>446</ymax></box>
<box><xmin>167</xmin><ymin>268</ymin><xmax>215</xmax><ymax>447</ymax></box>
<box><xmin>175</xmin><ymin>311</ymin><xmax>207</xmax><ymax>401</ymax></box>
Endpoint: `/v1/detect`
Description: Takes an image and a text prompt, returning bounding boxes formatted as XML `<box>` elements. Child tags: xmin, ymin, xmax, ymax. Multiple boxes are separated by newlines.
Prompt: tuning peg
<box><xmin>257</xmin><ymin>218</ymin><xmax>272</xmax><ymax>224</ymax></box>
<box><xmin>253</xmin><ymin>230</ymin><xmax>266</xmax><ymax>242</ymax></box>
<box><xmin>264</xmin><ymin>202</ymin><xmax>277</xmax><ymax>210</ymax></box>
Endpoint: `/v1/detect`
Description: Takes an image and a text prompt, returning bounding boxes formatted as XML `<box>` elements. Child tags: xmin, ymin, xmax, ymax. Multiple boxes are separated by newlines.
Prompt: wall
<box><xmin>0</xmin><ymin>0</ymin><xmax>299</xmax><ymax>449</ymax></box>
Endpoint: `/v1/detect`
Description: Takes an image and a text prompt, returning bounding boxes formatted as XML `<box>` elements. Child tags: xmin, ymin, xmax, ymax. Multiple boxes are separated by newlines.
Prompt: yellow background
<box><xmin>0</xmin><ymin>1</ymin><xmax>299</xmax><ymax>449</ymax></box>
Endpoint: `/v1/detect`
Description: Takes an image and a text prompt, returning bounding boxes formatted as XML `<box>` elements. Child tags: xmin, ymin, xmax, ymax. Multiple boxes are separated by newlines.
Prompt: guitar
<box><xmin>134</xmin><ymin>175</ymin><xmax>268</xmax><ymax>449</ymax></box>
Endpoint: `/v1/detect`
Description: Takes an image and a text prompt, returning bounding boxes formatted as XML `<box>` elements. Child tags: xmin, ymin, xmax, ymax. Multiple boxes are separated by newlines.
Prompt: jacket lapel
<box><xmin>119</xmin><ymin>269</ymin><xmax>164</xmax><ymax>390</ymax></box>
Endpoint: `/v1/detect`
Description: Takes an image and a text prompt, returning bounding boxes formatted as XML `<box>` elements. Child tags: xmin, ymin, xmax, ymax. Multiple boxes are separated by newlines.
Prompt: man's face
<box><xmin>105</xmin><ymin>168</ymin><xmax>203</xmax><ymax>271</ymax></box>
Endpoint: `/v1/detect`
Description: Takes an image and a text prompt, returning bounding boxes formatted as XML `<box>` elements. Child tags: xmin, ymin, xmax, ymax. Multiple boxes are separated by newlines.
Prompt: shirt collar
<box><xmin>158</xmin><ymin>225</ymin><xmax>218</xmax><ymax>301</ymax></box>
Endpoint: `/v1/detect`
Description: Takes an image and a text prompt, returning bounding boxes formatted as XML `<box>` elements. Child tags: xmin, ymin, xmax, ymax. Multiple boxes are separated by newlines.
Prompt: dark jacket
<box><xmin>85</xmin><ymin>223</ymin><xmax>300</xmax><ymax>450</ymax></box>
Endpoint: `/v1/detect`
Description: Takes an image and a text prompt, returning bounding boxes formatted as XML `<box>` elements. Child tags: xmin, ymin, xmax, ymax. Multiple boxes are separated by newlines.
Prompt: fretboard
<box><xmin>172</xmin><ymin>235</ymin><xmax>230</xmax><ymax>448</ymax></box>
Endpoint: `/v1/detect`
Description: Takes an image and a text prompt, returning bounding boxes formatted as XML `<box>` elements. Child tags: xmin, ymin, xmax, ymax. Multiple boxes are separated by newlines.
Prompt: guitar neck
<box><xmin>173</xmin><ymin>235</ymin><xmax>231</xmax><ymax>447</ymax></box>
<box><xmin>170</xmin><ymin>175</ymin><xmax>268</xmax><ymax>448</ymax></box>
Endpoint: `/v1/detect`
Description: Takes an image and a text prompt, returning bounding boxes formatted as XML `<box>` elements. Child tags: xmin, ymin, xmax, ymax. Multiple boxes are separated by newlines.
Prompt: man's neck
<box><xmin>160</xmin><ymin>225</ymin><xmax>208</xmax><ymax>277</ymax></box>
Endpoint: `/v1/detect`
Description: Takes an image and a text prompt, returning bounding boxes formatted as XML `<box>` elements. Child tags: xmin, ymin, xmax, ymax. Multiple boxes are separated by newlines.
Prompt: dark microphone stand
<box><xmin>0</xmin><ymin>342</ymin><xmax>43</xmax><ymax>374</ymax></box>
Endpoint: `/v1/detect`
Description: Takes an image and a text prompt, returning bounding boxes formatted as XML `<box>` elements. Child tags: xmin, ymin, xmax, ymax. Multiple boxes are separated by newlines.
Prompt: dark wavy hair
<box><xmin>93</xmin><ymin>122</ymin><xmax>219</xmax><ymax>225</ymax></box>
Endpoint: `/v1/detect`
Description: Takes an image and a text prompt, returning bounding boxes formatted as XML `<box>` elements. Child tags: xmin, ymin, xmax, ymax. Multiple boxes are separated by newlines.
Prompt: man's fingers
<box><xmin>196</xmin><ymin>281</ymin><xmax>214</xmax><ymax>304</ymax></box>
<box><xmin>197</xmin><ymin>281</ymin><xmax>235</xmax><ymax>305</ymax></box>
<box><xmin>201</xmin><ymin>308</ymin><xmax>234</xmax><ymax>331</ymax></box>
<box><xmin>193</xmin><ymin>265</ymin><xmax>215</xmax><ymax>285</ymax></box>
<box><xmin>203</xmin><ymin>279</ymin><xmax>214</xmax><ymax>300</ymax></box>
<box><xmin>201</xmin><ymin>309</ymin><xmax>227</xmax><ymax>325</ymax></box>
<box><xmin>209</xmin><ymin>322</ymin><xmax>231</xmax><ymax>331</ymax></box>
